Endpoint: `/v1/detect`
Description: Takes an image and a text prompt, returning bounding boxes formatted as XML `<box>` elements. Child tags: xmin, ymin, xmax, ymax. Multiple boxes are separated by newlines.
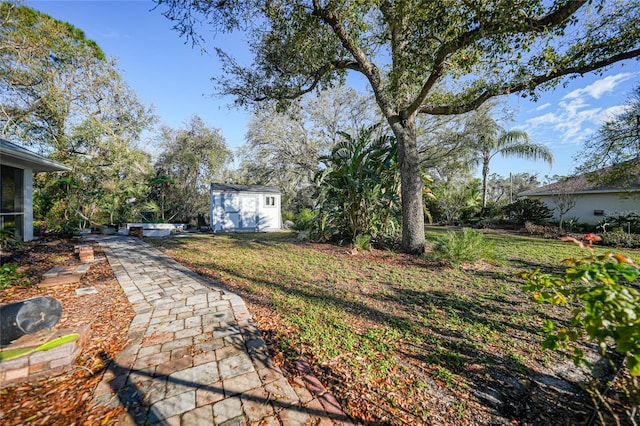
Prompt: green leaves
<box><xmin>2</xmin><ymin>3</ymin><xmax>156</xmax><ymax>229</ymax></box>
<box><xmin>153</xmin><ymin>115</ymin><xmax>233</xmax><ymax>223</ymax></box>
<box><xmin>312</xmin><ymin>123</ymin><xmax>400</xmax><ymax>244</ymax></box>
<box><xmin>0</xmin><ymin>262</ymin><xmax>26</xmax><ymax>290</ymax></box>
<box><xmin>521</xmin><ymin>248</ymin><xmax>640</xmax><ymax>376</ymax></box>
<box><xmin>430</xmin><ymin>227</ymin><xmax>497</xmax><ymax>265</ymax></box>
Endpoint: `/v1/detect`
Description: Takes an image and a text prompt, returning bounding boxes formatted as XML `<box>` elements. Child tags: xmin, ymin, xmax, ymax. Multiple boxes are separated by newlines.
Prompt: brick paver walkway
<box><xmin>90</xmin><ymin>235</ymin><xmax>348</xmax><ymax>425</ymax></box>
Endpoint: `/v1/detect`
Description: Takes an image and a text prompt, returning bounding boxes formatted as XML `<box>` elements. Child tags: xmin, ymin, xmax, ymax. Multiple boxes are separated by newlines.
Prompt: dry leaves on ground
<box><xmin>0</xmin><ymin>238</ymin><xmax>134</xmax><ymax>426</ymax></box>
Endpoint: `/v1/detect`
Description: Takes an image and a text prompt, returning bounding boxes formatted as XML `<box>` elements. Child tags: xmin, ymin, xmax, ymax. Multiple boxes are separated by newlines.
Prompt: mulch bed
<box><xmin>0</xmin><ymin>238</ymin><xmax>134</xmax><ymax>426</ymax></box>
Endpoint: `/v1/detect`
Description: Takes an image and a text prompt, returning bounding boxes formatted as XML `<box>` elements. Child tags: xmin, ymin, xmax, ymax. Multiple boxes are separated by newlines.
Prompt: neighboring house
<box><xmin>0</xmin><ymin>139</ymin><xmax>70</xmax><ymax>242</ymax></box>
<box><xmin>518</xmin><ymin>170</ymin><xmax>640</xmax><ymax>224</ymax></box>
<box><xmin>210</xmin><ymin>183</ymin><xmax>282</xmax><ymax>232</ymax></box>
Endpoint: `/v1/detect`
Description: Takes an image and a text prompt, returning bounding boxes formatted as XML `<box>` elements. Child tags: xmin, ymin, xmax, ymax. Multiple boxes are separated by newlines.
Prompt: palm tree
<box><xmin>473</xmin><ymin>123</ymin><xmax>553</xmax><ymax>209</ymax></box>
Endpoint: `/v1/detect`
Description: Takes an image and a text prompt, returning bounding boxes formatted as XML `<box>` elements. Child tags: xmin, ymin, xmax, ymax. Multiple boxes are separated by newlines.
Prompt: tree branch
<box><xmin>252</xmin><ymin>59</ymin><xmax>359</xmax><ymax>102</ymax></box>
<box><xmin>405</xmin><ymin>0</ymin><xmax>589</xmax><ymax>118</ymax></box>
<box><xmin>527</xmin><ymin>0</ymin><xmax>588</xmax><ymax>30</ymax></box>
<box><xmin>313</xmin><ymin>0</ymin><xmax>397</xmax><ymax>122</ymax></box>
<box><xmin>420</xmin><ymin>47</ymin><xmax>640</xmax><ymax>115</ymax></box>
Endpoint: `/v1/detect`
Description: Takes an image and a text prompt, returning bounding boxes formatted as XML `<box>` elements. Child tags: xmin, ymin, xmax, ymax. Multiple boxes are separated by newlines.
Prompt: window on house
<box><xmin>1</xmin><ymin>165</ymin><xmax>23</xmax><ymax>213</ymax></box>
<box><xmin>265</xmin><ymin>196</ymin><xmax>276</xmax><ymax>207</ymax></box>
<box><xmin>1</xmin><ymin>165</ymin><xmax>24</xmax><ymax>241</ymax></box>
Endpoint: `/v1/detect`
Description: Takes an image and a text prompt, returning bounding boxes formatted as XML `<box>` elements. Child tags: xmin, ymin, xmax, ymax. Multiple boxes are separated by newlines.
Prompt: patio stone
<box><xmin>90</xmin><ymin>235</ymin><xmax>347</xmax><ymax>425</ymax></box>
<box><xmin>149</xmin><ymin>390</ymin><xmax>195</xmax><ymax>422</ymax></box>
<box><xmin>218</xmin><ymin>353</ymin><xmax>255</xmax><ymax>380</ymax></box>
<box><xmin>213</xmin><ymin>396</ymin><xmax>243</xmax><ymax>424</ymax></box>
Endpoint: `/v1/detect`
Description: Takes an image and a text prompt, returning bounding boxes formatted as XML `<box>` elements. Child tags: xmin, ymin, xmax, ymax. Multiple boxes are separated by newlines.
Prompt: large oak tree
<box><xmin>154</xmin><ymin>115</ymin><xmax>233</xmax><ymax>224</ymax></box>
<box><xmin>156</xmin><ymin>0</ymin><xmax>640</xmax><ymax>253</ymax></box>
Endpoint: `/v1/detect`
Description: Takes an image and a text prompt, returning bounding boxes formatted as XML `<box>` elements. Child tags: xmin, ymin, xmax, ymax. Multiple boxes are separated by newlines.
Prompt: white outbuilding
<box><xmin>210</xmin><ymin>183</ymin><xmax>282</xmax><ymax>232</ymax></box>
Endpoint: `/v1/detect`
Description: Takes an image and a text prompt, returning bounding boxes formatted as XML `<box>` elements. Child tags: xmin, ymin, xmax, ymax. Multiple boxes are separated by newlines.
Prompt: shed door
<box><xmin>240</xmin><ymin>195</ymin><xmax>258</xmax><ymax>229</ymax></box>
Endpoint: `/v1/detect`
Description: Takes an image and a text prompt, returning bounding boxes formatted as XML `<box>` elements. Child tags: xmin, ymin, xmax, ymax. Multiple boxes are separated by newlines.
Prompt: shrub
<box><xmin>0</xmin><ymin>228</ymin><xmax>19</xmax><ymax>253</ymax></box>
<box><xmin>430</xmin><ymin>228</ymin><xmax>496</xmax><ymax>265</ymax></box>
<box><xmin>601</xmin><ymin>230</ymin><xmax>640</xmax><ymax>248</ymax></box>
<box><xmin>603</xmin><ymin>211</ymin><xmax>640</xmax><ymax>233</ymax></box>
<box><xmin>520</xmin><ymin>236</ymin><xmax>640</xmax><ymax>424</ymax></box>
<box><xmin>354</xmin><ymin>234</ymin><xmax>372</xmax><ymax>251</ymax></box>
<box><xmin>281</xmin><ymin>211</ymin><xmax>295</xmax><ymax>222</ymax></box>
<box><xmin>0</xmin><ymin>262</ymin><xmax>25</xmax><ymax>290</ymax></box>
<box><xmin>564</xmin><ymin>217</ymin><xmax>579</xmax><ymax>232</ymax></box>
<box><xmin>312</xmin><ymin>124</ymin><xmax>400</xmax><ymax>244</ymax></box>
<box><xmin>293</xmin><ymin>209</ymin><xmax>316</xmax><ymax>231</ymax></box>
<box><xmin>503</xmin><ymin>198</ymin><xmax>552</xmax><ymax>225</ymax></box>
<box><xmin>371</xmin><ymin>228</ymin><xmax>402</xmax><ymax>251</ymax></box>
<box><xmin>524</xmin><ymin>221</ymin><xmax>562</xmax><ymax>239</ymax></box>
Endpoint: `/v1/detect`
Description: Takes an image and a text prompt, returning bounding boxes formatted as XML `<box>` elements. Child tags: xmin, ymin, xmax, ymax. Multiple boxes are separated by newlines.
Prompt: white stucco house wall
<box><xmin>518</xmin><ymin>170</ymin><xmax>640</xmax><ymax>225</ymax></box>
<box><xmin>1</xmin><ymin>138</ymin><xmax>70</xmax><ymax>242</ymax></box>
<box><xmin>210</xmin><ymin>183</ymin><xmax>282</xmax><ymax>232</ymax></box>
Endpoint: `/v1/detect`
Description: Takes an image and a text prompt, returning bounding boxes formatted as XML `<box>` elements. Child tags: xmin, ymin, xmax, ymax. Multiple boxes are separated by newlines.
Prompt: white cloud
<box><xmin>559</xmin><ymin>97</ymin><xmax>589</xmax><ymax>117</ymax></box>
<box><xmin>554</xmin><ymin>108</ymin><xmax>602</xmax><ymax>142</ymax></box>
<box><xmin>526</xmin><ymin>103</ymin><xmax>605</xmax><ymax>144</ymax></box>
<box><xmin>524</xmin><ymin>72</ymin><xmax>637</xmax><ymax>145</ymax></box>
<box><xmin>526</xmin><ymin>112</ymin><xmax>561</xmax><ymax>127</ymax></box>
<box><xmin>599</xmin><ymin>104</ymin><xmax>632</xmax><ymax>123</ymax></box>
<box><xmin>535</xmin><ymin>102</ymin><xmax>551</xmax><ymax>111</ymax></box>
<box><xmin>563</xmin><ymin>73</ymin><xmax>635</xmax><ymax>100</ymax></box>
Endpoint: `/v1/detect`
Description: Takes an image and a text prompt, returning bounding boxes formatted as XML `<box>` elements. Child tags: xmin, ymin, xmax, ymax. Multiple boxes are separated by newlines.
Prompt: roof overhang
<box><xmin>210</xmin><ymin>183</ymin><xmax>281</xmax><ymax>194</ymax></box>
<box><xmin>519</xmin><ymin>188</ymin><xmax>640</xmax><ymax>197</ymax></box>
<box><xmin>0</xmin><ymin>139</ymin><xmax>70</xmax><ymax>172</ymax></box>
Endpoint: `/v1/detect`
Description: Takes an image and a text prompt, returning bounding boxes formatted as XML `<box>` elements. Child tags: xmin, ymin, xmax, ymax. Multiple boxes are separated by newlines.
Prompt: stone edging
<box><xmin>0</xmin><ymin>324</ymin><xmax>91</xmax><ymax>388</ymax></box>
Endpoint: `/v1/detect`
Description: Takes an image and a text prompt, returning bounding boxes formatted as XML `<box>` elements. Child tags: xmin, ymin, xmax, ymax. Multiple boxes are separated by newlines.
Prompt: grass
<box><xmin>148</xmin><ymin>229</ymin><xmax>640</xmax><ymax>425</ymax></box>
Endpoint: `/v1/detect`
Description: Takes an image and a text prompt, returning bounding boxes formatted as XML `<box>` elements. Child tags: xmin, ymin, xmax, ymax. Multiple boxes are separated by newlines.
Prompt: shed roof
<box><xmin>210</xmin><ymin>183</ymin><xmax>280</xmax><ymax>194</ymax></box>
<box><xmin>0</xmin><ymin>138</ymin><xmax>70</xmax><ymax>172</ymax></box>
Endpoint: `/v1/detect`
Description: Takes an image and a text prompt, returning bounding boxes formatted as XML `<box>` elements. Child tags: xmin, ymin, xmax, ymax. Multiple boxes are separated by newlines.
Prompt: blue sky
<box><xmin>28</xmin><ymin>1</ymin><xmax>640</xmax><ymax>179</ymax></box>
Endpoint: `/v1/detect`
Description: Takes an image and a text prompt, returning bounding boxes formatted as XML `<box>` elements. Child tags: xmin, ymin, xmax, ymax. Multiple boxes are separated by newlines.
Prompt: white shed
<box><xmin>210</xmin><ymin>183</ymin><xmax>282</xmax><ymax>232</ymax></box>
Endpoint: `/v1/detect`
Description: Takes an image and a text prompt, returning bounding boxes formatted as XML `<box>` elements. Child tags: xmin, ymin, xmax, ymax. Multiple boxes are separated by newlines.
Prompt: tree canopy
<box><xmin>1</xmin><ymin>3</ymin><xmax>153</xmax><ymax>153</ymax></box>
<box><xmin>156</xmin><ymin>0</ymin><xmax>640</xmax><ymax>253</ymax></box>
<box><xmin>236</xmin><ymin>85</ymin><xmax>377</xmax><ymax>211</ymax></box>
<box><xmin>1</xmin><ymin>3</ymin><xmax>156</xmax><ymax>229</ymax></box>
<box><xmin>154</xmin><ymin>115</ymin><xmax>233</xmax><ymax>224</ymax></box>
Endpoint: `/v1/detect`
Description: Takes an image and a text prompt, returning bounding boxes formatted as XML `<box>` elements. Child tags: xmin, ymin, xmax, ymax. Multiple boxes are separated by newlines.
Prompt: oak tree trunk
<box><xmin>391</xmin><ymin>119</ymin><xmax>425</xmax><ymax>254</ymax></box>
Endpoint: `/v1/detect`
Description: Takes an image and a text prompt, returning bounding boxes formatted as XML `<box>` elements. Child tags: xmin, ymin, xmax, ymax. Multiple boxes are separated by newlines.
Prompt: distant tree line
<box><xmin>0</xmin><ymin>3</ymin><xmax>233</xmax><ymax>232</ymax></box>
<box><xmin>1</xmin><ymin>2</ymin><xmax>638</xmax><ymax>245</ymax></box>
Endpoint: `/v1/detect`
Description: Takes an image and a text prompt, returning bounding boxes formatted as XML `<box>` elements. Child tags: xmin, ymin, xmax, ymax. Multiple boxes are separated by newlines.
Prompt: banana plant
<box><xmin>313</xmin><ymin>124</ymin><xmax>400</xmax><ymax>244</ymax></box>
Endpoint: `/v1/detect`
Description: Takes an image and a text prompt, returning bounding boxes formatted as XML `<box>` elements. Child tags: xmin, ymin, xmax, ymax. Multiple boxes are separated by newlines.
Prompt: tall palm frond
<box><xmin>475</xmin><ymin>128</ymin><xmax>553</xmax><ymax>209</ymax></box>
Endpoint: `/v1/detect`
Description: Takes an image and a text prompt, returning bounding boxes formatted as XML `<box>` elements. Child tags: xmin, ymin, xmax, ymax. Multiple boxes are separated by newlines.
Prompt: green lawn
<box><xmin>148</xmin><ymin>229</ymin><xmax>639</xmax><ymax>425</ymax></box>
